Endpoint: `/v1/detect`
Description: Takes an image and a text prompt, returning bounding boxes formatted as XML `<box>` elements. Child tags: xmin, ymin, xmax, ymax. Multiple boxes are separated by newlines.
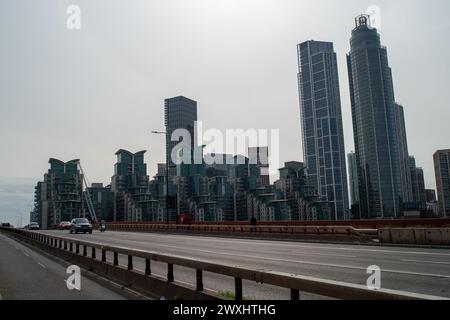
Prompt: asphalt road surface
<box><xmin>31</xmin><ymin>230</ymin><xmax>450</xmax><ymax>300</ymax></box>
<box><xmin>0</xmin><ymin>232</ymin><xmax>127</xmax><ymax>300</ymax></box>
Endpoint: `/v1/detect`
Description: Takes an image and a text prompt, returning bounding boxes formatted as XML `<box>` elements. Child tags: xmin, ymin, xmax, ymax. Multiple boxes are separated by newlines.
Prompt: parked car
<box><xmin>70</xmin><ymin>218</ymin><xmax>93</xmax><ymax>234</ymax></box>
<box><xmin>1</xmin><ymin>222</ymin><xmax>12</xmax><ymax>228</ymax></box>
<box><xmin>29</xmin><ymin>222</ymin><xmax>40</xmax><ymax>230</ymax></box>
<box><xmin>58</xmin><ymin>221</ymin><xmax>72</xmax><ymax>230</ymax></box>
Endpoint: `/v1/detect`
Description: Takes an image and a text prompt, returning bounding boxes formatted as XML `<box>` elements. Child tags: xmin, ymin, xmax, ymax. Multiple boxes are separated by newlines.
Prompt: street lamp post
<box><xmin>152</xmin><ymin>131</ymin><xmax>170</xmax><ymax>225</ymax></box>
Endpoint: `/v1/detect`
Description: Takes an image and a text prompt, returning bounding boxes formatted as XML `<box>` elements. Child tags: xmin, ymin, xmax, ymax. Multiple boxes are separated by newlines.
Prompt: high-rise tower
<box><xmin>297</xmin><ymin>40</ymin><xmax>349</xmax><ymax>220</ymax></box>
<box><xmin>347</xmin><ymin>15</ymin><xmax>401</xmax><ymax>218</ymax></box>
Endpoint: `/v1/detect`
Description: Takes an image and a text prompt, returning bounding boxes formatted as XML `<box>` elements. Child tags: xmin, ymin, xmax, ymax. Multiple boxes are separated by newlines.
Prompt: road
<box><xmin>0</xmin><ymin>232</ymin><xmax>128</xmax><ymax>300</ymax></box>
<box><xmin>32</xmin><ymin>230</ymin><xmax>450</xmax><ymax>299</ymax></box>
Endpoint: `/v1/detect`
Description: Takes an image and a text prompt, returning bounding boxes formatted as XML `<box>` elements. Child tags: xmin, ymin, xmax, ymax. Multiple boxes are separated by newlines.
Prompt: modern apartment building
<box><xmin>164</xmin><ymin>96</ymin><xmax>198</xmax><ymax>173</ymax></box>
<box><xmin>297</xmin><ymin>40</ymin><xmax>349</xmax><ymax>220</ymax></box>
<box><xmin>111</xmin><ymin>149</ymin><xmax>157</xmax><ymax>222</ymax></box>
<box><xmin>33</xmin><ymin>159</ymin><xmax>83</xmax><ymax>229</ymax></box>
<box><xmin>434</xmin><ymin>149</ymin><xmax>450</xmax><ymax>217</ymax></box>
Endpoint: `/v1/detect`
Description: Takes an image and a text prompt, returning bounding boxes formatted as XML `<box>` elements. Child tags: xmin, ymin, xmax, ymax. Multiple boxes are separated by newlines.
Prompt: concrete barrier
<box><xmin>442</xmin><ymin>228</ymin><xmax>450</xmax><ymax>244</ymax></box>
<box><xmin>413</xmin><ymin>229</ymin><xmax>427</xmax><ymax>245</ymax></box>
<box><xmin>390</xmin><ymin>228</ymin><xmax>416</xmax><ymax>244</ymax></box>
<box><xmin>378</xmin><ymin>229</ymin><xmax>392</xmax><ymax>243</ymax></box>
<box><xmin>425</xmin><ymin>229</ymin><xmax>443</xmax><ymax>245</ymax></box>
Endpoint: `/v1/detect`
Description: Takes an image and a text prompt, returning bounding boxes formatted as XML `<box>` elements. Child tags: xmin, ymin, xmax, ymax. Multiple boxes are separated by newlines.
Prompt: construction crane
<box><xmin>77</xmin><ymin>161</ymin><xmax>98</xmax><ymax>223</ymax></box>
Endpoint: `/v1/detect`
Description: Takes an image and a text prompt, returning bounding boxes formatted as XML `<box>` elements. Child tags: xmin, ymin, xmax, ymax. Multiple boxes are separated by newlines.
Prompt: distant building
<box><xmin>248</xmin><ymin>147</ymin><xmax>270</xmax><ymax>186</ymax></box>
<box><xmin>297</xmin><ymin>40</ymin><xmax>349</xmax><ymax>220</ymax></box>
<box><xmin>347</xmin><ymin>15</ymin><xmax>401</xmax><ymax>218</ymax></box>
<box><xmin>426</xmin><ymin>189</ymin><xmax>437</xmax><ymax>203</ymax></box>
<box><xmin>275</xmin><ymin>161</ymin><xmax>329</xmax><ymax>221</ymax></box>
<box><xmin>85</xmin><ymin>183</ymin><xmax>113</xmax><ymax>222</ymax></box>
<box><xmin>165</xmin><ymin>96</ymin><xmax>198</xmax><ymax>174</ymax></box>
<box><xmin>111</xmin><ymin>150</ymin><xmax>157</xmax><ymax>222</ymax></box>
<box><xmin>33</xmin><ymin>159</ymin><xmax>83</xmax><ymax>229</ymax></box>
<box><xmin>395</xmin><ymin>103</ymin><xmax>414</xmax><ymax>203</ymax></box>
<box><xmin>425</xmin><ymin>189</ymin><xmax>438</xmax><ymax>216</ymax></box>
<box><xmin>409</xmin><ymin>156</ymin><xmax>427</xmax><ymax>204</ymax></box>
<box><xmin>157</xmin><ymin>163</ymin><xmax>167</xmax><ymax>176</ymax></box>
<box><xmin>434</xmin><ymin>149</ymin><xmax>450</xmax><ymax>217</ymax></box>
<box><xmin>347</xmin><ymin>152</ymin><xmax>359</xmax><ymax>206</ymax></box>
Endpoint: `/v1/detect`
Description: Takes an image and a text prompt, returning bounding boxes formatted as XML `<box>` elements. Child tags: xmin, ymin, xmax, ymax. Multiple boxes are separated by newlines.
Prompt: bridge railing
<box><xmin>1</xmin><ymin>227</ymin><xmax>447</xmax><ymax>300</ymax></box>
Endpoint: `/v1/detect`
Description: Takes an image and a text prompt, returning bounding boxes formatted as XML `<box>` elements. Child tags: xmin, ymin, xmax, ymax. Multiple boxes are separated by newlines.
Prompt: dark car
<box><xmin>1</xmin><ymin>222</ymin><xmax>12</xmax><ymax>228</ymax></box>
<box><xmin>70</xmin><ymin>218</ymin><xmax>93</xmax><ymax>234</ymax></box>
<box><xmin>58</xmin><ymin>221</ymin><xmax>72</xmax><ymax>230</ymax></box>
<box><xmin>29</xmin><ymin>222</ymin><xmax>40</xmax><ymax>230</ymax></box>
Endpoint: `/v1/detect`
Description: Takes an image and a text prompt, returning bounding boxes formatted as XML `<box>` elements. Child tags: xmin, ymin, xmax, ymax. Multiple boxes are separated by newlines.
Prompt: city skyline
<box><xmin>1</xmin><ymin>0</ymin><xmax>450</xmax><ymax>222</ymax></box>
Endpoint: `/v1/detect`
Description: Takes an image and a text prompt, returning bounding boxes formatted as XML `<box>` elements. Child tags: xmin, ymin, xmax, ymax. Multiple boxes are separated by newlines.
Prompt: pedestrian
<box><xmin>250</xmin><ymin>216</ymin><xmax>257</xmax><ymax>233</ymax></box>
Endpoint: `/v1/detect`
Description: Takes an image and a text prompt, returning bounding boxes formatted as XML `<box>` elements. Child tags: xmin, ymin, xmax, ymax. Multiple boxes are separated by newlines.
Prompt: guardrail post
<box><xmin>145</xmin><ymin>259</ymin><xmax>151</xmax><ymax>275</ymax></box>
<box><xmin>69</xmin><ymin>242</ymin><xmax>73</xmax><ymax>252</ymax></box>
<box><xmin>290</xmin><ymin>289</ymin><xmax>300</xmax><ymax>300</ymax></box>
<box><xmin>91</xmin><ymin>248</ymin><xmax>96</xmax><ymax>259</ymax></box>
<box><xmin>64</xmin><ymin>241</ymin><xmax>67</xmax><ymax>250</ymax></box>
<box><xmin>128</xmin><ymin>255</ymin><xmax>133</xmax><ymax>270</ymax></box>
<box><xmin>167</xmin><ymin>263</ymin><xmax>174</xmax><ymax>282</ymax></box>
<box><xmin>196</xmin><ymin>269</ymin><xmax>203</xmax><ymax>291</ymax></box>
<box><xmin>234</xmin><ymin>277</ymin><xmax>243</xmax><ymax>301</ymax></box>
<box><xmin>76</xmin><ymin>244</ymin><xmax>80</xmax><ymax>254</ymax></box>
<box><xmin>83</xmin><ymin>245</ymin><xmax>87</xmax><ymax>257</ymax></box>
<box><xmin>102</xmin><ymin>249</ymin><xmax>106</xmax><ymax>262</ymax></box>
<box><xmin>113</xmin><ymin>252</ymin><xmax>118</xmax><ymax>266</ymax></box>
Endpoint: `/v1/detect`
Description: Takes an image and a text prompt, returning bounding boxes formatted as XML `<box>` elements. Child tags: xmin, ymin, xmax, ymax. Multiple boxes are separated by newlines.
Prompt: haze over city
<box><xmin>1</xmin><ymin>0</ymin><xmax>450</xmax><ymax>223</ymax></box>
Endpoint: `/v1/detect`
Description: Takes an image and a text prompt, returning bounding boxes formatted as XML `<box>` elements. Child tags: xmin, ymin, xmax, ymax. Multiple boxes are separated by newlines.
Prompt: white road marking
<box><xmin>37</xmin><ymin>262</ymin><xmax>46</xmax><ymax>269</ymax></box>
<box><xmin>23</xmin><ymin>251</ymin><xmax>30</xmax><ymax>257</ymax></box>
<box><xmin>400</xmin><ymin>259</ymin><xmax>450</xmax><ymax>266</ymax></box>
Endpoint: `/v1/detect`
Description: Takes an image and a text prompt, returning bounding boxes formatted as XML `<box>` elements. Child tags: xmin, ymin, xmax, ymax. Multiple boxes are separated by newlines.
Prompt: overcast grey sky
<box><xmin>1</xmin><ymin>0</ymin><xmax>450</xmax><ymax>222</ymax></box>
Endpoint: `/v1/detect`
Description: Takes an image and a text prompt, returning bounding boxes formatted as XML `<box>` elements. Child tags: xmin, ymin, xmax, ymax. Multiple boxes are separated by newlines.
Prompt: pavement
<box><xmin>0</xmin><ymin>232</ymin><xmax>128</xmax><ymax>300</ymax></box>
<box><xmin>30</xmin><ymin>230</ymin><xmax>450</xmax><ymax>299</ymax></box>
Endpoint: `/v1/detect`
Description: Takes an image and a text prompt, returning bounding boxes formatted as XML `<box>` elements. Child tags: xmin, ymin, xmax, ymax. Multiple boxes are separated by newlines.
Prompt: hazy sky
<box><xmin>1</xmin><ymin>0</ymin><xmax>450</xmax><ymax>223</ymax></box>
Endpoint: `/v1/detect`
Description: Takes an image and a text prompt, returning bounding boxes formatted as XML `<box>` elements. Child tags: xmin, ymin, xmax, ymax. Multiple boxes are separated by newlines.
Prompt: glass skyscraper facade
<box><xmin>297</xmin><ymin>40</ymin><xmax>349</xmax><ymax>220</ymax></box>
<box><xmin>394</xmin><ymin>103</ymin><xmax>413</xmax><ymax>203</ymax></box>
<box><xmin>434</xmin><ymin>150</ymin><xmax>450</xmax><ymax>217</ymax></box>
<box><xmin>164</xmin><ymin>96</ymin><xmax>198</xmax><ymax>172</ymax></box>
<box><xmin>347</xmin><ymin>152</ymin><xmax>359</xmax><ymax>206</ymax></box>
<box><xmin>347</xmin><ymin>15</ymin><xmax>401</xmax><ymax>218</ymax></box>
